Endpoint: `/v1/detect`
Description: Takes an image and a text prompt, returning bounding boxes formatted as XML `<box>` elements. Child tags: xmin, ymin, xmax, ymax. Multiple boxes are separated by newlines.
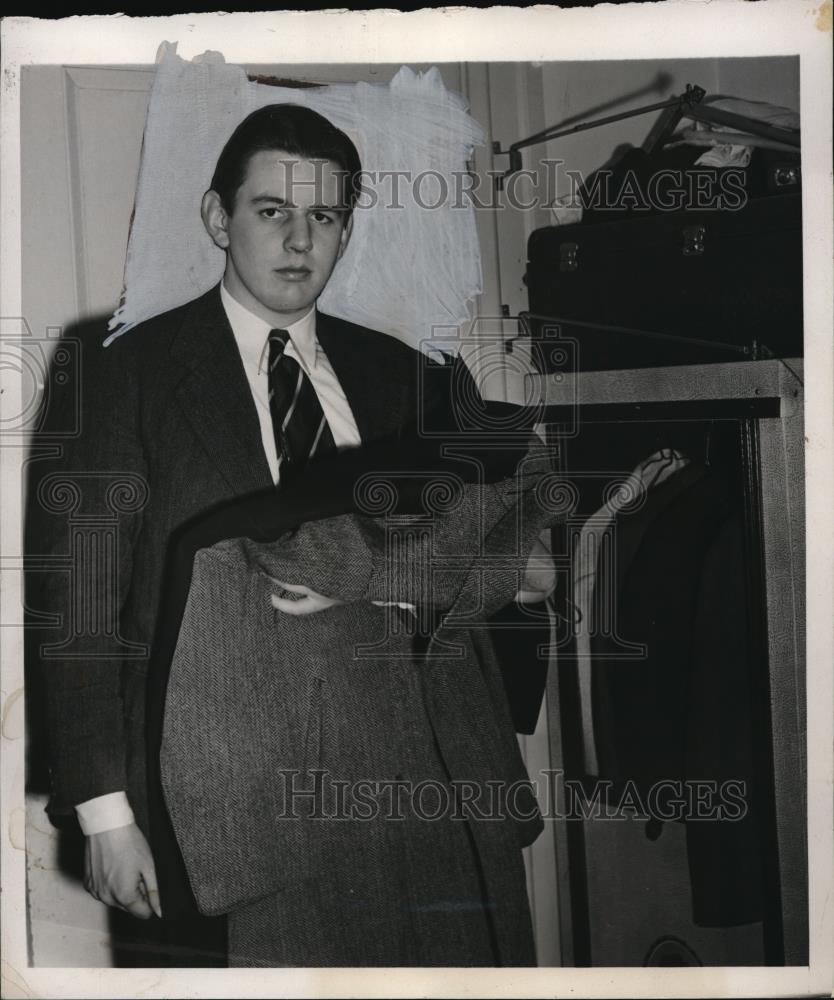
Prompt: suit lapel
<box><xmin>171</xmin><ymin>286</ymin><xmax>273</xmax><ymax>497</ymax></box>
<box><xmin>316</xmin><ymin>311</ymin><xmax>410</xmax><ymax>442</ymax></box>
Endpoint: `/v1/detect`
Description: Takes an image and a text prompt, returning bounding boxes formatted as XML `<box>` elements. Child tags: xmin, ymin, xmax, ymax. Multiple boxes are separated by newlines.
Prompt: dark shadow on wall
<box><xmin>21</xmin><ymin>314</ymin><xmax>198</xmax><ymax>968</ymax></box>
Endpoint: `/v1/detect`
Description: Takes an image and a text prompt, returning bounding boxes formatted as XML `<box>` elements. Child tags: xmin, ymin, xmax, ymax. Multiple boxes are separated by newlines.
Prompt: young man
<box><xmin>29</xmin><ymin>103</ymin><xmax>553</xmax><ymax>967</ymax></box>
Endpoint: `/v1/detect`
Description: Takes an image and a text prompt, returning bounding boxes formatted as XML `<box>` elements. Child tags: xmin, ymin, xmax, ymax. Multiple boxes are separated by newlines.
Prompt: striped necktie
<box><xmin>267</xmin><ymin>329</ymin><xmax>335</xmax><ymax>486</ymax></box>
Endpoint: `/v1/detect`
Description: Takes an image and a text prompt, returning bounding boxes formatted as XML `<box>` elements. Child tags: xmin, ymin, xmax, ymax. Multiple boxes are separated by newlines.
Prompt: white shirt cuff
<box><xmin>75</xmin><ymin>792</ymin><xmax>136</xmax><ymax>835</ymax></box>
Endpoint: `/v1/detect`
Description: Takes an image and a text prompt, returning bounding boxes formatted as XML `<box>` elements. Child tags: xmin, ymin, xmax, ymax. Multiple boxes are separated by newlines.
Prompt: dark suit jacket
<box><xmin>26</xmin><ymin>284</ymin><xmax>474</xmax><ymax>827</ymax></box>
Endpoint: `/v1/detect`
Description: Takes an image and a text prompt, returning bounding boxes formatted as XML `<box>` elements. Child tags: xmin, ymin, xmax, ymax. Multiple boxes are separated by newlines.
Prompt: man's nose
<box><xmin>284</xmin><ymin>215</ymin><xmax>313</xmax><ymax>253</ymax></box>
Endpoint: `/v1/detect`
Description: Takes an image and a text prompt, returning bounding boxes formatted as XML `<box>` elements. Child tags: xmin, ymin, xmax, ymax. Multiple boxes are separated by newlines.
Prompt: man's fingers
<box><xmin>515</xmin><ymin>588</ymin><xmax>550</xmax><ymax>605</ymax></box>
<box><xmin>270</xmin><ymin>592</ymin><xmax>344</xmax><ymax>616</ymax></box>
<box><xmin>270</xmin><ymin>594</ymin><xmax>310</xmax><ymax>615</ymax></box>
<box><xmin>516</xmin><ymin>537</ymin><xmax>556</xmax><ymax>606</ymax></box>
<box><xmin>121</xmin><ymin>890</ymin><xmax>154</xmax><ymax>920</ymax></box>
<box><xmin>83</xmin><ymin>824</ymin><xmax>161</xmax><ymax>919</ymax></box>
<box><xmin>141</xmin><ymin>867</ymin><xmax>162</xmax><ymax>919</ymax></box>
<box><xmin>112</xmin><ymin>876</ymin><xmax>155</xmax><ymax>919</ymax></box>
<box><xmin>271</xmin><ymin>593</ymin><xmax>312</xmax><ymax>614</ymax></box>
<box><xmin>146</xmin><ymin>887</ymin><xmax>162</xmax><ymax>919</ymax></box>
<box><xmin>526</xmin><ymin>562</ymin><xmax>556</xmax><ymax>593</ymax></box>
<box><xmin>269</xmin><ymin>579</ymin><xmax>308</xmax><ymax>595</ymax></box>
<box><xmin>96</xmin><ymin>884</ymin><xmax>154</xmax><ymax>920</ymax></box>
<box><xmin>522</xmin><ymin>537</ymin><xmax>556</xmax><ymax>598</ymax></box>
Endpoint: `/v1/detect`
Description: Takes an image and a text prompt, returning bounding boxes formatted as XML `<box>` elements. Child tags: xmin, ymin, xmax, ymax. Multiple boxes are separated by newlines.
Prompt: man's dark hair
<box><xmin>210</xmin><ymin>103</ymin><xmax>362</xmax><ymax>216</ymax></box>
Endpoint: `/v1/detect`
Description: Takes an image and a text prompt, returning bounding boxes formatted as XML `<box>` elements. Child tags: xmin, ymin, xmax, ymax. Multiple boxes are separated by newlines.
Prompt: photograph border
<box><xmin>2</xmin><ymin>3</ymin><xmax>831</xmax><ymax>997</ymax></box>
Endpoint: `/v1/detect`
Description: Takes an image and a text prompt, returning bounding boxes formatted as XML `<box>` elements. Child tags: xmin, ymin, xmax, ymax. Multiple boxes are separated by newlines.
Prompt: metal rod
<box><xmin>509</xmin><ymin>94</ymin><xmax>699</xmax><ymax>154</ymax></box>
<box><xmin>492</xmin><ymin>85</ymin><xmax>707</xmax><ymax>184</ymax></box>
<box><xmin>507</xmin><ymin>310</ymin><xmax>751</xmax><ymax>356</ymax></box>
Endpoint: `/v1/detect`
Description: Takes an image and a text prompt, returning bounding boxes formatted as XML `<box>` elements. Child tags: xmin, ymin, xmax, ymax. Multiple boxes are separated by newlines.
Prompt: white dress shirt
<box><xmin>76</xmin><ymin>285</ymin><xmax>380</xmax><ymax>835</ymax></box>
<box><xmin>220</xmin><ymin>283</ymin><xmax>362</xmax><ymax>481</ymax></box>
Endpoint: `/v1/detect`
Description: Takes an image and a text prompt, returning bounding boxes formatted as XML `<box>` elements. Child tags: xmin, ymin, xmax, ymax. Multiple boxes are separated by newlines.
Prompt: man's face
<box><xmin>207</xmin><ymin>149</ymin><xmax>352</xmax><ymax>326</ymax></box>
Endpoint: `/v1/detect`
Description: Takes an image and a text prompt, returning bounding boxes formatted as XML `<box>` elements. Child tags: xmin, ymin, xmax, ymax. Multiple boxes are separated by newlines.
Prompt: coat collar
<box><xmin>170</xmin><ymin>285</ymin><xmax>273</xmax><ymax>497</ymax></box>
<box><xmin>315</xmin><ymin>310</ymin><xmax>412</xmax><ymax>443</ymax></box>
<box><xmin>169</xmin><ymin>290</ymin><xmax>411</xmax><ymax>495</ymax></box>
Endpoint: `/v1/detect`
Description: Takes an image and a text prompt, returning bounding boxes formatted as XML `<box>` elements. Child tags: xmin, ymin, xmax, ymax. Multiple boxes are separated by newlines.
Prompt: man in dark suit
<box><xmin>28</xmin><ymin>102</ymin><xmax>552</xmax><ymax>966</ymax></box>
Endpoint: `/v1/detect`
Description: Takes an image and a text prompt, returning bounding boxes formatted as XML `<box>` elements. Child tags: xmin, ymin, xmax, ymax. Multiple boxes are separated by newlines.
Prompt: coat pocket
<box><xmin>303</xmin><ymin>675</ymin><xmax>326</xmax><ymax>773</ymax></box>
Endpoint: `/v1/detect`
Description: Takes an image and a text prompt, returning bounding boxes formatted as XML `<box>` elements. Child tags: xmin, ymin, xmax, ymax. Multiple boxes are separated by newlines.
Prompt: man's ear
<box><xmin>201</xmin><ymin>190</ymin><xmax>230</xmax><ymax>250</ymax></box>
<box><xmin>337</xmin><ymin>213</ymin><xmax>353</xmax><ymax>259</ymax></box>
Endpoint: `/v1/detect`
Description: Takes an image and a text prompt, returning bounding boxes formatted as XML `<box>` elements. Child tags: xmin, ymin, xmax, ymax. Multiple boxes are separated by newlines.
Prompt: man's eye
<box><xmin>311</xmin><ymin>211</ymin><xmax>337</xmax><ymax>224</ymax></box>
<box><xmin>260</xmin><ymin>208</ymin><xmax>286</xmax><ymax>220</ymax></box>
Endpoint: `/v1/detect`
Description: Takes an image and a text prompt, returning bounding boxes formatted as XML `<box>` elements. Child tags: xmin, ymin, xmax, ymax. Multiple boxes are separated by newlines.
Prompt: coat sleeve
<box><xmin>25</xmin><ymin>328</ymin><xmax>148</xmax><ymax>813</ymax></box>
<box><xmin>227</xmin><ymin>439</ymin><xmax>555</xmax><ymax>614</ymax></box>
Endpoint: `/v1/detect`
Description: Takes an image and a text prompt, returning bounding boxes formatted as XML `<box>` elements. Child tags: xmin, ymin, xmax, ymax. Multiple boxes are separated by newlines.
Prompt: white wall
<box><xmin>538</xmin><ymin>56</ymin><xmax>798</xmax><ymax>199</ymax></box>
<box><xmin>539</xmin><ymin>59</ymin><xmax>721</xmax><ymax>197</ymax></box>
<box><xmin>716</xmin><ymin>55</ymin><xmax>800</xmax><ymax>108</ymax></box>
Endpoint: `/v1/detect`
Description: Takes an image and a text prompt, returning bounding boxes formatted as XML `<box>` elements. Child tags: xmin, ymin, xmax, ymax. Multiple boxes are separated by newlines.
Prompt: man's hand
<box><xmin>515</xmin><ymin>536</ymin><xmax>556</xmax><ymax>605</ymax></box>
<box><xmin>270</xmin><ymin>579</ymin><xmax>346</xmax><ymax>616</ymax></box>
<box><xmin>269</xmin><ymin>537</ymin><xmax>556</xmax><ymax>613</ymax></box>
<box><xmin>83</xmin><ymin>823</ymin><xmax>161</xmax><ymax>919</ymax></box>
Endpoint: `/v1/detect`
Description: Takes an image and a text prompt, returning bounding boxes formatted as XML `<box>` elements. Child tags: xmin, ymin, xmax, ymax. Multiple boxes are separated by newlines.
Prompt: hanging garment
<box><xmin>584</xmin><ymin>460</ymin><xmax>765</xmax><ymax>928</ymax></box>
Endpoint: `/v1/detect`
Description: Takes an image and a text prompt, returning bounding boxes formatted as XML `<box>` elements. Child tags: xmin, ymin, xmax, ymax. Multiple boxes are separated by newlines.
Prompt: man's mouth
<box><xmin>275</xmin><ymin>266</ymin><xmax>312</xmax><ymax>281</ymax></box>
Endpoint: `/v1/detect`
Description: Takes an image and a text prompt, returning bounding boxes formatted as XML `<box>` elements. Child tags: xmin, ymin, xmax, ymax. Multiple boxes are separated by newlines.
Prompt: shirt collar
<box><xmin>220</xmin><ymin>281</ymin><xmax>319</xmax><ymax>375</ymax></box>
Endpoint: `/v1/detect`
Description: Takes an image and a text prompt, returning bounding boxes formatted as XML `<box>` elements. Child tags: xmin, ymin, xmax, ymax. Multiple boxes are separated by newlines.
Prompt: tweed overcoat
<box><xmin>160</xmin><ymin>444</ymin><xmax>555</xmax><ymax>966</ymax></box>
